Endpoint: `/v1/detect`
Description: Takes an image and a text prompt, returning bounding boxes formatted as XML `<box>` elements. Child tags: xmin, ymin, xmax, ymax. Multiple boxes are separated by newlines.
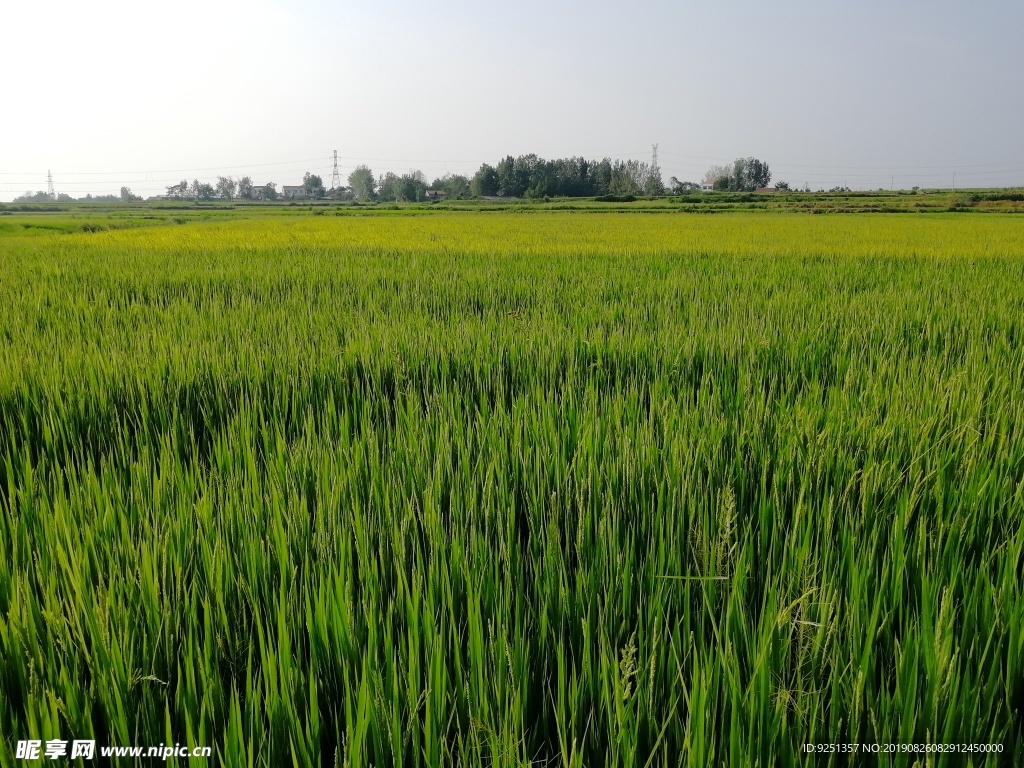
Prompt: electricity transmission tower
<box><xmin>47</xmin><ymin>170</ymin><xmax>55</xmax><ymax>199</ymax></box>
<box><xmin>649</xmin><ymin>144</ymin><xmax>661</xmax><ymax>193</ymax></box>
<box><xmin>331</xmin><ymin>151</ymin><xmax>342</xmax><ymax>191</ymax></box>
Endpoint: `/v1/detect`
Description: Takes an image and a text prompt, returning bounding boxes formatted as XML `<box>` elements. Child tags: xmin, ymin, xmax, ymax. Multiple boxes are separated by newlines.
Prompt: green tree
<box><xmin>401</xmin><ymin>171</ymin><xmax>428</xmax><ymax>202</ymax></box>
<box><xmin>470</xmin><ymin>164</ymin><xmax>499</xmax><ymax>196</ymax></box>
<box><xmin>730</xmin><ymin>158</ymin><xmax>748</xmax><ymax>191</ymax></box>
<box><xmin>745</xmin><ymin>158</ymin><xmax>771</xmax><ymax>189</ymax></box>
<box><xmin>377</xmin><ymin>172</ymin><xmax>399</xmax><ymax>202</ymax></box>
<box><xmin>496</xmin><ymin>155</ymin><xmax>531</xmax><ymax>197</ymax></box>
<box><xmin>609</xmin><ymin>160</ymin><xmax>652</xmax><ymax>196</ymax></box>
<box><xmin>237</xmin><ymin>177</ymin><xmax>254</xmax><ymax>200</ymax></box>
<box><xmin>590</xmin><ymin>158</ymin><xmax>613</xmax><ymax>195</ymax></box>
<box><xmin>551</xmin><ymin>157</ymin><xmax>594</xmax><ymax>197</ymax></box>
<box><xmin>704</xmin><ymin>164</ymin><xmax>732</xmax><ymax>190</ymax></box>
<box><xmin>727</xmin><ymin>157</ymin><xmax>771</xmax><ymax>191</ymax></box>
<box><xmin>378</xmin><ymin>171</ymin><xmax>426</xmax><ymax>202</ymax></box>
<box><xmin>522</xmin><ymin>156</ymin><xmax>558</xmax><ymax>198</ymax></box>
<box><xmin>347</xmin><ymin>166</ymin><xmax>376</xmax><ymax>201</ymax></box>
<box><xmin>430</xmin><ymin>174</ymin><xmax>471</xmax><ymax>199</ymax></box>
<box><xmin>14</xmin><ymin>190</ymin><xmax>53</xmax><ymax>202</ymax></box>
<box><xmin>302</xmin><ymin>172</ymin><xmax>326</xmax><ymax>198</ymax></box>
<box><xmin>669</xmin><ymin>177</ymin><xmax>699</xmax><ymax>194</ymax></box>
<box><xmin>166</xmin><ymin>180</ymin><xmax>188</xmax><ymax>199</ymax></box>
<box><xmin>644</xmin><ymin>156</ymin><xmax>664</xmax><ymax>196</ymax></box>
<box><xmin>216</xmin><ymin>176</ymin><xmax>237</xmax><ymax>200</ymax></box>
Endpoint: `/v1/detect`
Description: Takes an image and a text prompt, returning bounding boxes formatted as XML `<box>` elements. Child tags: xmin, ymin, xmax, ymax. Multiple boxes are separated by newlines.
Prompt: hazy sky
<box><xmin>3</xmin><ymin>0</ymin><xmax>1023</xmax><ymax>199</ymax></box>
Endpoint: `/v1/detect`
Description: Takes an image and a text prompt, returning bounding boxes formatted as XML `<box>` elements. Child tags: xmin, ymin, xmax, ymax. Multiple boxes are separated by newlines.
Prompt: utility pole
<box><xmin>331</xmin><ymin>150</ymin><xmax>342</xmax><ymax>192</ymax></box>
<box><xmin>952</xmin><ymin>172</ymin><xmax>956</xmax><ymax>192</ymax></box>
<box><xmin>47</xmin><ymin>170</ymin><xmax>55</xmax><ymax>199</ymax></box>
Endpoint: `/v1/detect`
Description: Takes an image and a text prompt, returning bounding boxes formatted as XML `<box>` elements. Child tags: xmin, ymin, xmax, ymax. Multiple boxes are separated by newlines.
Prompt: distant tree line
<box><xmin>15</xmin><ymin>186</ymin><xmax>143</xmax><ymax>203</ymax></box>
<box><xmin>345</xmin><ymin>168</ymin><xmax>434</xmax><ymax>202</ymax></box>
<box><xmin>14</xmin><ymin>191</ymin><xmax>59</xmax><ymax>203</ymax></box>
<box><xmin>472</xmin><ymin>155</ymin><xmax>665</xmax><ymax>198</ymax></box>
<box><xmin>162</xmin><ymin>173</ymin><xmax>334</xmax><ymax>201</ymax></box>
<box><xmin>340</xmin><ymin>154</ymin><xmax>773</xmax><ymax>201</ymax></box>
<box><xmin>343</xmin><ymin>155</ymin><xmax>667</xmax><ymax>202</ymax></box>
<box><xmin>12</xmin><ymin>154</ymin><xmax>776</xmax><ymax>204</ymax></box>
<box><xmin>165</xmin><ymin>178</ymin><xmax>225</xmax><ymax>200</ymax></box>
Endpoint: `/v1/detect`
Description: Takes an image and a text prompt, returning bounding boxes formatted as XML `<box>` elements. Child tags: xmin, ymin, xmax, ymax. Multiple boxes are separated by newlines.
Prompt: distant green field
<box><xmin>1</xmin><ymin>185</ymin><xmax>1023</xmax><ymax>223</ymax></box>
<box><xmin>1</xmin><ymin>213</ymin><xmax>1022</xmax><ymax>766</ymax></box>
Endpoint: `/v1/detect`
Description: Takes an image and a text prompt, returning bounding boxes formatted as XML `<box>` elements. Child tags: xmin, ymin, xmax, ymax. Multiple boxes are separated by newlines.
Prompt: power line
<box><xmin>7</xmin><ymin>149</ymin><xmax>1024</xmax><ymax>179</ymax></box>
<box><xmin>767</xmin><ymin>166</ymin><xmax>1024</xmax><ymax>179</ymax></box>
<box><xmin>769</xmin><ymin>158</ymin><xmax>1024</xmax><ymax>171</ymax></box>
<box><xmin>5</xmin><ymin>167</ymin><xmax>326</xmax><ymax>187</ymax></box>
<box><xmin>655</xmin><ymin>149</ymin><xmax>1024</xmax><ymax>171</ymax></box>
<box><xmin>0</xmin><ymin>156</ymin><xmax>331</xmax><ymax>177</ymax></box>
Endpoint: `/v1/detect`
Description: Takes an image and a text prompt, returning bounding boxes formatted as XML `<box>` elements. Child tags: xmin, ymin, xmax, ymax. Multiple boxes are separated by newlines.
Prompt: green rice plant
<box><xmin>0</xmin><ymin>212</ymin><xmax>1022</xmax><ymax>766</ymax></box>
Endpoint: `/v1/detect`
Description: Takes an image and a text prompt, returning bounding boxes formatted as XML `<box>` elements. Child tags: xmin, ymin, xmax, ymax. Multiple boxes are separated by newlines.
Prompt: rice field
<box><xmin>1</xmin><ymin>212</ymin><xmax>1022</xmax><ymax>766</ymax></box>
